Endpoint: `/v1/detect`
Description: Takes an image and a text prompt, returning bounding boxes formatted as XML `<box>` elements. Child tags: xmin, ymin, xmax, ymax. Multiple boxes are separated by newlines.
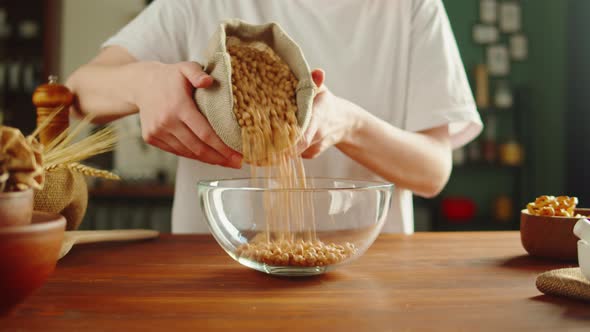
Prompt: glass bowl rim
<box><xmin>197</xmin><ymin>177</ymin><xmax>394</xmax><ymax>192</ymax></box>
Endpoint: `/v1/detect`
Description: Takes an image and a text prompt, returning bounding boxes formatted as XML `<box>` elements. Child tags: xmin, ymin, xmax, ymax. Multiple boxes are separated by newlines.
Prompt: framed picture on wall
<box><xmin>499</xmin><ymin>2</ymin><xmax>521</xmax><ymax>33</ymax></box>
<box><xmin>510</xmin><ymin>34</ymin><xmax>528</xmax><ymax>61</ymax></box>
<box><xmin>473</xmin><ymin>24</ymin><xmax>499</xmax><ymax>44</ymax></box>
<box><xmin>480</xmin><ymin>0</ymin><xmax>497</xmax><ymax>24</ymax></box>
<box><xmin>487</xmin><ymin>44</ymin><xmax>510</xmax><ymax>76</ymax></box>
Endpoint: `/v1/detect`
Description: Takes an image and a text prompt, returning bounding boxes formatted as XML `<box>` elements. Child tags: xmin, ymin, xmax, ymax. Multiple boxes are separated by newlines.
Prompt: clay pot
<box><xmin>520</xmin><ymin>208</ymin><xmax>590</xmax><ymax>261</ymax></box>
<box><xmin>0</xmin><ymin>211</ymin><xmax>65</xmax><ymax>315</ymax></box>
<box><xmin>0</xmin><ymin>189</ymin><xmax>33</xmax><ymax>228</ymax></box>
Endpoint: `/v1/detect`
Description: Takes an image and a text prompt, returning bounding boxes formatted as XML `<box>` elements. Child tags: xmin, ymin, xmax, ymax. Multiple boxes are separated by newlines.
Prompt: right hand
<box><xmin>133</xmin><ymin>61</ymin><xmax>242</xmax><ymax>169</ymax></box>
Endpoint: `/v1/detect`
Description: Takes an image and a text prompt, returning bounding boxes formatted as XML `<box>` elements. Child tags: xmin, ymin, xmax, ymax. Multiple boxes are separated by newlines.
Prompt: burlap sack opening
<box><xmin>195</xmin><ymin>19</ymin><xmax>316</xmax><ymax>153</ymax></box>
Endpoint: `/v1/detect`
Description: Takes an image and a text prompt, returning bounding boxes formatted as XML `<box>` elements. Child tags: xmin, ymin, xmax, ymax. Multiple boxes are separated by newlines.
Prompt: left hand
<box><xmin>298</xmin><ymin>69</ymin><xmax>359</xmax><ymax>159</ymax></box>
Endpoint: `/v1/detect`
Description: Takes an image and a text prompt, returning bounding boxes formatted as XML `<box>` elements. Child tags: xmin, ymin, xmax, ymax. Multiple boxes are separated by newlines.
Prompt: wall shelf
<box><xmin>418</xmin><ymin>88</ymin><xmax>531</xmax><ymax>232</ymax></box>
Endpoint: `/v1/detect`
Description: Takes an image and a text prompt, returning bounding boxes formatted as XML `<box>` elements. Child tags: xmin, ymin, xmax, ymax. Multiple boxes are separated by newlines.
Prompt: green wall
<box><xmin>442</xmin><ymin>0</ymin><xmax>568</xmax><ymax>198</ymax></box>
<box><xmin>524</xmin><ymin>1</ymin><xmax>567</xmax><ymax>196</ymax></box>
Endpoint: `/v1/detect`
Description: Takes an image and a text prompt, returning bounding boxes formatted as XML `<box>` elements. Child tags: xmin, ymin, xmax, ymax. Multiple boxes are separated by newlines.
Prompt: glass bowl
<box><xmin>198</xmin><ymin>178</ymin><xmax>394</xmax><ymax>276</ymax></box>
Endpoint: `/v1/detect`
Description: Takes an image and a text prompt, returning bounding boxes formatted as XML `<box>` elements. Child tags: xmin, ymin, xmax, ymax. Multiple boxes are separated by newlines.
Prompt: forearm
<box><xmin>66</xmin><ymin>61</ymin><xmax>146</xmax><ymax>123</ymax></box>
<box><xmin>336</xmin><ymin>98</ymin><xmax>452</xmax><ymax>198</ymax></box>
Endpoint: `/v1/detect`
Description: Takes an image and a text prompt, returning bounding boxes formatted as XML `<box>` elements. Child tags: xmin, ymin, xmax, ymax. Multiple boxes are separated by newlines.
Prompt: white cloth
<box><xmin>103</xmin><ymin>0</ymin><xmax>482</xmax><ymax>234</ymax></box>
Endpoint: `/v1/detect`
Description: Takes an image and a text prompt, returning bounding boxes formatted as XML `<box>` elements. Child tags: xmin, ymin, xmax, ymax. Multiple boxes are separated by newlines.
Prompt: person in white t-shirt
<box><xmin>66</xmin><ymin>0</ymin><xmax>482</xmax><ymax>234</ymax></box>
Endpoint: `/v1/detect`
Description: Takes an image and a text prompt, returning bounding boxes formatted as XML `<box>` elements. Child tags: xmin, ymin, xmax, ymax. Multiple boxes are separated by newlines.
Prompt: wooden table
<box><xmin>2</xmin><ymin>232</ymin><xmax>589</xmax><ymax>331</ymax></box>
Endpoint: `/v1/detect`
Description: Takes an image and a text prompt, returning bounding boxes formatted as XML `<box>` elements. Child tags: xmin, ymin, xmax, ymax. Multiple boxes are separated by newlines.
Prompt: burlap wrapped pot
<box><xmin>195</xmin><ymin>19</ymin><xmax>316</xmax><ymax>153</ymax></box>
<box><xmin>33</xmin><ymin>167</ymin><xmax>88</xmax><ymax>230</ymax></box>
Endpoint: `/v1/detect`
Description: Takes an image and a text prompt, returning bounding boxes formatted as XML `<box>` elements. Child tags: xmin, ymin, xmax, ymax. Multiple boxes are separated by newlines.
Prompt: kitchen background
<box><xmin>0</xmin><ymin>0</ymin><xmax>582</xmax><ymax>232</ymax></box>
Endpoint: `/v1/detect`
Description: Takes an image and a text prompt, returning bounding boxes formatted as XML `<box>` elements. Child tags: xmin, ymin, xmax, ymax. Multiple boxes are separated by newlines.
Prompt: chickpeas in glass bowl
<box><xmin>198</xmin><ymin>177</ymin><xmax>394</xmax><ymax>276</ymax></box>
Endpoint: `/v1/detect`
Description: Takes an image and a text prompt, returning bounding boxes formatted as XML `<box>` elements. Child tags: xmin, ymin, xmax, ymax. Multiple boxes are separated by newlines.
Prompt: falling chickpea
<box><xmin>227</xmin><ymin>40</ymin><xmax>358</xmax><ymax>268</ymax></box>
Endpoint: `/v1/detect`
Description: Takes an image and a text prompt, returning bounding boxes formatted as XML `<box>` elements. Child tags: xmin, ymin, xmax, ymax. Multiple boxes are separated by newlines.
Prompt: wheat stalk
<box><xmin>29</xmin><ymin>104</ymin><xmax>65</xmax><ymax>139</ymax></box>
<box><xmin>45</xmin><ymin>114</ymin><xmax>96</xmax><ymax>153</ymax></box>
<box><xmin>43</xmin><ymin>126</ymin><xmax>117</xmax><ymax>168</ymax></box>
<box><xmin>67</xmin><ymin>163</ymin><xmax>120</xmax><ymax>180</ymax></box>
<box><xmin>30</xmin><ymin>107</ymin><xmax>120</xmax><ymax>180</ymax></box>
<box><xmin>45</xmin><ymin>163</ymin><xmax>120</xmax><ymax>180</ymax></box>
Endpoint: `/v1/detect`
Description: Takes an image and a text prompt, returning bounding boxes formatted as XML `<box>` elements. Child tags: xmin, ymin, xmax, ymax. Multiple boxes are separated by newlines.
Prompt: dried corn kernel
<box><xmin>526</xmin><ymin>195</ymin><xmax>582</xmax><ymax>217</ymax></box>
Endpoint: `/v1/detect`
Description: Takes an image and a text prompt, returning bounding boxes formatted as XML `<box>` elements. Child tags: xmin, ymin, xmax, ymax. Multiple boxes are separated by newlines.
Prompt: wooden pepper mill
<box><xmin>32</xmin><ymin>75</ymin><xmax>88</xmax><ymax>230</ymax></box>
<box><xmin>32</xmin><ymin>75</ymin><xmax>74</xmax><ymax>144</ymax></box>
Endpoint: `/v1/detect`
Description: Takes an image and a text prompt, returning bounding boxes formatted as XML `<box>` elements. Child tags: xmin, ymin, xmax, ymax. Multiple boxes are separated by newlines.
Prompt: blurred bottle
<box><xmin>493</xmin><ymin>194</ymin><xmax>513</xmax><ymax>223</ymax></box>
<box><xmin>499</xmin><ymin>138</ymin><xmax>524</xmax><ymax>166</ymax></box>
<box><xmin>0</xmin><ymin>9</ymin><xmax>10</xmax><ymax>40</ymax></box>
<box><xmin>441</xmin><ymin>196</ymin><xmax>477</xmax><ymax>224</ymax></box>
<box><xmin>467</xmin><ymin>140</ymin><xmax>481</xmax><ymax>163</ymax></box>
<box><xmin>0</xmin><ymin>61</ymin><xmax>6</xmax><ymax>91</ymax></box>
<box><xmin>7</xmin><ymin>60</ymin><xmax>21</xmax><ymax>92</ymax></box>
<box><xmin>494</xmin><ymin>80</ymin><xmax>513</xmax><ymax>109</ymax></box>
<box><xmin>452</xmin><ymin>146</ymin><xmax>466</xmax><ymax>166</ymax></box>
<box><xmin>18</xmin><ymin>20</ymin><xmax>39</xmax><ymax>40</ymax></box>
<box><xmin>474</xmin><ymin>64</ymin><xmax>490</xmax><ymax>109</ymax></box>
<box><xmin>482</xmin><ymin>116</ymin><xmax>497</xmax><ymax>163</ymax></box>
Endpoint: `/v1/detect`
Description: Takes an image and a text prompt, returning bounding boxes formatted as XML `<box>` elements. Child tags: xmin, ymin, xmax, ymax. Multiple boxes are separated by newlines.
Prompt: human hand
<box><xmin>133</xmin><ymin>61</ymin><xmax>242</xmax><ymax>168</ymax></box>
<box><xmin>298</xmin><ymin>69</ymin><xmax>359</xmax><ymax>159</ymax></box>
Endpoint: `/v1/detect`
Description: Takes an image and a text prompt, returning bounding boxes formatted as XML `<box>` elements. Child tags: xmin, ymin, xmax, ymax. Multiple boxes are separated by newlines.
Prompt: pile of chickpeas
<box><xmin>228</xmin><ymin>42</ymin><xmax>299</xmax><ymax>164</ymax></box>
<box><xmin>236</xmin><ymin>238</ymin><xmax>358</xmax><ymax>267</ymax></box>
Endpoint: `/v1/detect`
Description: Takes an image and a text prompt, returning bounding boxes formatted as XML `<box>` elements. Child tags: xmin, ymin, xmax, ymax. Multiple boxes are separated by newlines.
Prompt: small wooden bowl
<box><xmin>520</xmin><ymin>208</ymin><xmax>590</xmax><ymax>261</ymax></box>
<box><xmin>0</xmin><ymin>211</ymin><xmax>65</xmax><ymax>315</ymax></box>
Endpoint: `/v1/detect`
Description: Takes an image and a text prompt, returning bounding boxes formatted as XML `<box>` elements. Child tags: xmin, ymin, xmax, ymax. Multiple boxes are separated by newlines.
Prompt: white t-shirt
<box><xmin>103</xmin><ymin>0</ymin><xmax>482</xmax><ymax>234</ymax></box>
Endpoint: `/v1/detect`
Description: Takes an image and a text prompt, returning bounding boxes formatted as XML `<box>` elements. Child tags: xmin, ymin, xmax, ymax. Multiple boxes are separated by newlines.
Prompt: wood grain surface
<box><xmin>1</xmin><ymin>232</ymin><xmax>589</xmax><ymax>331</ymax></box>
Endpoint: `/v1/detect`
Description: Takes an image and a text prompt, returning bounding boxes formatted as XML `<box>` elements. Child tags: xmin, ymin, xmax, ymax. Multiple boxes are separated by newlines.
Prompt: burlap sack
<box><xmin>536</xmin><ymin>267</ymin><xmax>590</xmax><ymax>302</ymax></box>
<box><xmin>195</xmin><ymin>19</ymin><xmax>316</xmax><ymax>153</ymax></box>
<box><xmin>33</xmin><ymin>168</ymin><xmax>88</xmax><ymax>230</ymax></box>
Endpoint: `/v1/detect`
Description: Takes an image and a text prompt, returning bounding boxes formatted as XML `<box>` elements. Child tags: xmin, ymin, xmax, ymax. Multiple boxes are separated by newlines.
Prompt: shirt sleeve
<box><xmin>102</xmin><ymin>0</ymin><xmax>193</xmax><ymax>64</ymax></box>
<box><xmin>405</xmin><ymin>0</ymin><xmax>483</xmax><ymax>149</ymax></box>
